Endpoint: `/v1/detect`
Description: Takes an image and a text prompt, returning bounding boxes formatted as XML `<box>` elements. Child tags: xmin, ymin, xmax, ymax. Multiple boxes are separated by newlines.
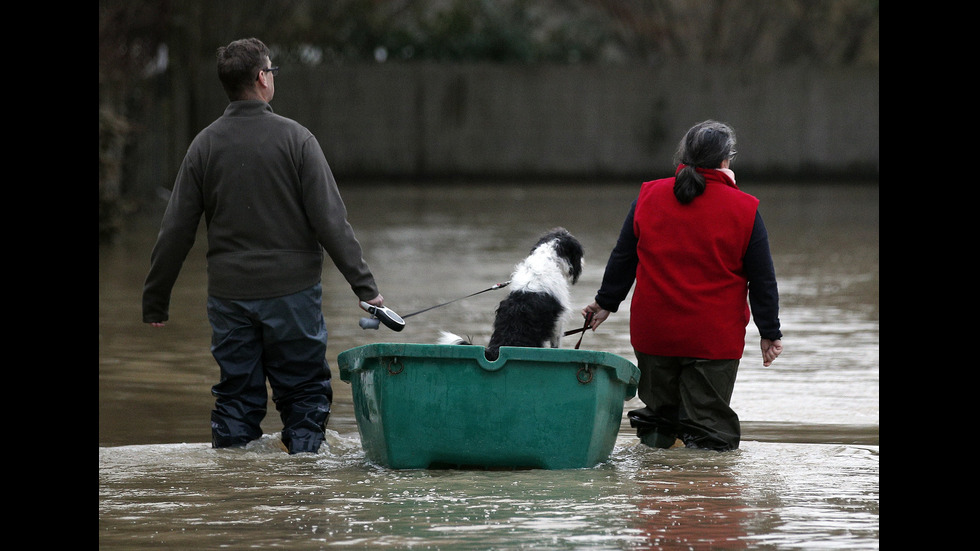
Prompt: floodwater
<box><xmin>99</xmin><ymin>181</ymin><xmax>879</xmax><ymax>549</ymax></box>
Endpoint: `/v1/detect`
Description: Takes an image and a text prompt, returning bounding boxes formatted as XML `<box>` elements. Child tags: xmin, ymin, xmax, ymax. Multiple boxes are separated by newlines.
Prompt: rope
<box><xmin>402</xmin><ymin>281</ymin><xmax>510</xmax><ymax>319</ymax></box>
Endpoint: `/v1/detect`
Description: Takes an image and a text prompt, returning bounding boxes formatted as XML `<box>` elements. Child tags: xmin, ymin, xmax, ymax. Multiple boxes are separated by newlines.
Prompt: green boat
<box><xmin>338</xmin><ymin>343</ymin><xmax>639</xmax><ymax>470</ymax></box>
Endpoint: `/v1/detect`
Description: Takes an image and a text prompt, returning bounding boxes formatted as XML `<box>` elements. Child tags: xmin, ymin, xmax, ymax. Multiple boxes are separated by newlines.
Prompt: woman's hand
<box><xmin>582</xmin><ymin>302</ymin><xmax>611</xmax><ymax>331</ymax></box>
<box><xmin>760</xmin><ymin>338</ymin><xmax>783</xmax><ymax>366</ymax></box>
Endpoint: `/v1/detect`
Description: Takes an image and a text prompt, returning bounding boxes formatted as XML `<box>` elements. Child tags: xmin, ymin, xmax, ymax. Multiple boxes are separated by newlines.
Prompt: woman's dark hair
<box><xmin>672</xmin><ymin>120</ymin><xmax>737</xmax><ymax>204</ymax></box>
<box><xmin>216</xmin><ymin>38</ymin><xmax>270</xmax><ymax>101</ymax></box>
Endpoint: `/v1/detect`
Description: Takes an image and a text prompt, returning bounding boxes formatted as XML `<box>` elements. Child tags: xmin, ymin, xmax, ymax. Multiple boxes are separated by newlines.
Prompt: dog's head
<box><xmin>531</xmin><ymin>227</ymin><xmax>584</xmax><ymax>284</ymax></box>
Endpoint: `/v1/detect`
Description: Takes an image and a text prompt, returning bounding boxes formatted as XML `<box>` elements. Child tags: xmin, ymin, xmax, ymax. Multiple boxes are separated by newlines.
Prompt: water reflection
<box><xmin>630</xmin><ymin>453</ymin><xmax>750</xmax><ymax>549</ymax></box>
<box><xmin>99</xmin><ymin>181</ymin><xmax>878</xmax><ymax>549</ymax></box>
<box><xmin>99</xmin><ymin>437</ymin><xmax>878</xmax><ymax>549</ymax></box>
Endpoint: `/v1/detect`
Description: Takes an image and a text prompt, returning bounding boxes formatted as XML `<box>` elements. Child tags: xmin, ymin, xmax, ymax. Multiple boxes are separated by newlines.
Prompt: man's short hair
<box><xmin>216</xmin><ymin>38</ymin><xmax>270</xmax><ymax>101</ymax></box>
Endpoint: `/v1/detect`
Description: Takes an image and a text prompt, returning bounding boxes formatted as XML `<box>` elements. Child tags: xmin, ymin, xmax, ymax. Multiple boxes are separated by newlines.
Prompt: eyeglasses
<box><xmin>257</xmin><ymin>66</ymin><xmax>279</xmax><ymax>80</ymax></box>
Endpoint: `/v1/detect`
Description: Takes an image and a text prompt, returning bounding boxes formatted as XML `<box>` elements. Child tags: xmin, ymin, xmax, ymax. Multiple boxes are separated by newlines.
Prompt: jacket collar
<box><xmin>223</xmin><ymin>100</ymin><xmax>274</xmax><ymax>117</ymax></box>
<box><xmin>675</xmin><ymin>164</ymin><xmax>738</xmax><ymax>189</ymax></box>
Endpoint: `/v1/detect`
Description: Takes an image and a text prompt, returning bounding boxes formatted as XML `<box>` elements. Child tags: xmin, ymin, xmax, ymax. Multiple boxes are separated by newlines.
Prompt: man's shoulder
<box><xmin>263</xmin><ymin>110</ymin><xmax>314</xmax><ymax>140</ymax></box>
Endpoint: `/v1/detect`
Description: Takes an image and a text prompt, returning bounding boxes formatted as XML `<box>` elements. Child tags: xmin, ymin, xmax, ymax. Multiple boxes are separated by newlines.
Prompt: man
<box><xmin>142</xmin><ymin>38</ymin><xmax>385</xmax><ymax>454</ymax></box>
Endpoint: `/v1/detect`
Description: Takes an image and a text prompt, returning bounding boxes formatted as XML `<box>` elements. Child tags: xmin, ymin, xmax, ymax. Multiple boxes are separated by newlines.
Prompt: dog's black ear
<box><xmin>554</xmin><ymin>232</ymin><xmax>584</xmax><ymax>284</ymax></box>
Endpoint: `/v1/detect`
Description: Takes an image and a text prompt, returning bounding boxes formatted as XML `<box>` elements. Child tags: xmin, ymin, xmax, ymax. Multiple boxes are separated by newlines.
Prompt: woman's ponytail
<box><xmin>673</xmin><ymin>164</ymin><xmax>705</xmax><ymax>205</ymax></box>
<box><xmin>671</xmin><ymin>120</ymin><xmax>736</xmax><ymax>204</ymax></box>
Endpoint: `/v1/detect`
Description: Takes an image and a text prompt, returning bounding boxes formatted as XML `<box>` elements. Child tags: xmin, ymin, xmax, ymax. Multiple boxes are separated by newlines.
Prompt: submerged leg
<box><xmin>261</xmin><ymin>284</ymin><xmax>332</xmax><ymax>454</ymax></box>
<box><xmin>207</xmin><ymin>297</ymin><xmax>267</xmax><ymax>448</ymax></box>
<box><xmin>677</xmin><ymin>358</ymin><xmax>741</xmax><ymax>451</ymax></box>
<box><xmin>630</xmin><ymin>352</ymin><xmax>683</xmax><ymax>448</ymax></box>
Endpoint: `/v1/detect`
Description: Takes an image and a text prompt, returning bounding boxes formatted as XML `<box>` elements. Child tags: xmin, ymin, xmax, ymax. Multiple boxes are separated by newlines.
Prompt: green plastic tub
<box><xmin>338</xmin><ymin>343</ymin><xmax>639</xmax><ymax>470</ymax></box>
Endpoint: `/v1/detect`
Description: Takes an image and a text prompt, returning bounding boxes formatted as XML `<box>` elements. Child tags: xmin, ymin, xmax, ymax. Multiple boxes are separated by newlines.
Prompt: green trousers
<box><xmin>628</xmin><ymin>352</ymin><xmax>741</xmax><ymax>451</ymax></box>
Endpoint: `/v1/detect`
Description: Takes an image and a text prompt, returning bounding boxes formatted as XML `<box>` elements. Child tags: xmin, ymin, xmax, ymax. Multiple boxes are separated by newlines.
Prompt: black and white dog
<box><xmin>440</xmin><ymin>227</ymin><xmax>584</xmax><ymax>360</ymax></box>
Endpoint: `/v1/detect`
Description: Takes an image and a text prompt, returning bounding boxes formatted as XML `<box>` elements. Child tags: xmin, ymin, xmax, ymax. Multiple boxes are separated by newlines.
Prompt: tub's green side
<box><xmin>338</xmin><ymin>343</ymin><xmax>639</xmax><ymax>470</ymax></box>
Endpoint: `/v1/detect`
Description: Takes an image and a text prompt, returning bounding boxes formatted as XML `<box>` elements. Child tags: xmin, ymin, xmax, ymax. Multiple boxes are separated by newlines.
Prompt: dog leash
<box><xmin>396</xmin><ymin>280</ymin><xmax>593</xmax><ymax>347</ymax></box>
<box><xmin>564</xmin><ymin>311</ymin><xmax>594</xmax><ymax>349</ymax></box>
<box><xmin>401</xmin><ymin>281</ymin><xmax>511</xmax><ymax>319</ymax></box>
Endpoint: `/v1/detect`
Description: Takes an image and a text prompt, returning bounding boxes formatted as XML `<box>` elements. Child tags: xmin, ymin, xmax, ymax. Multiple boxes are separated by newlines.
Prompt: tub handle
<box><xmin>383</xmin><ymin>356</ymin><xmax>404</xmax><ymax>375</ymax></box>
<box><xmin>576</xmin><ymin>365</ymin><xmax>594</xmax><ymax>384</ymax></box>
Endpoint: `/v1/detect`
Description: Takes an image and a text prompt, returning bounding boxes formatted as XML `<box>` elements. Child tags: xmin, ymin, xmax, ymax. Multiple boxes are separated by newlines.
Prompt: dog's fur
<box><xmin>439</xmin><ymin>227</ymin><xmax>584</xmax><ymax>361</ymax></box>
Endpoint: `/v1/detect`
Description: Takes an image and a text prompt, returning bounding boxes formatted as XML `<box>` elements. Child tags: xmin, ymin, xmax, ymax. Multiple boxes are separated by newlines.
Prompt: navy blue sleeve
<box><xmin>744</xmin><ymin>210</ymin><xmax>782</xmax><ymax>340</ymax></box>
<box><xmin>594</xmin><ymin>200</ymin><xmax>639</xmax><ymax>312</ymax></box>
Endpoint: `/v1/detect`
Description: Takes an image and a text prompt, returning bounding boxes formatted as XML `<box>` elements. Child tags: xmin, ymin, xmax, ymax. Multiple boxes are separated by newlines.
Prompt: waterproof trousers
<box><xmin>628</xmin><ymin>352</ymin><xmax>741</xmax><ymax>451</ymax></box>
<box><xmin>206</xmin><ymin>283</ymin><xmax>332</xmax><ymax>454</ymax></box>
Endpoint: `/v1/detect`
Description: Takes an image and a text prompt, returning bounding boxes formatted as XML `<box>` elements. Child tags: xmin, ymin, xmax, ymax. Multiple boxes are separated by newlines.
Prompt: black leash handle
<box><xmin>563</xmin><ymin>312</ymin><xmax>593</xmax><ymax>337</ymax></box>
<box><xmin>570</xmin><ymin>311</ymin><xmax>594</xmax><ymax>350</ymax></box>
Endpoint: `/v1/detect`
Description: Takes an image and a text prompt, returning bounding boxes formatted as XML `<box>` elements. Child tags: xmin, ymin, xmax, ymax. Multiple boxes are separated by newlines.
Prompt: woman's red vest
<box><xmin>630</xmin><ymin>167</ymin><xmax>759</xmax><ymax>359</ymax></box>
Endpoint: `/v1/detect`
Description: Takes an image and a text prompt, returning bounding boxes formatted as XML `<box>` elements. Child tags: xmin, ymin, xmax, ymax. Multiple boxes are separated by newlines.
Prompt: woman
<box><xmin>582</xmin><ymin>120</ymin><xmax>782</xmax><ymax>451</ymax></box>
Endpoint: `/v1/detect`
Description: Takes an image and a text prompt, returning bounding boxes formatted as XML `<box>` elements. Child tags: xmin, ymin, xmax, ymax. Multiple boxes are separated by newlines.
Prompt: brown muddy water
<box><xmin>99</xmin><ymin>181</ymin><xmax>878</xmax><ymax>549</ymax></box>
